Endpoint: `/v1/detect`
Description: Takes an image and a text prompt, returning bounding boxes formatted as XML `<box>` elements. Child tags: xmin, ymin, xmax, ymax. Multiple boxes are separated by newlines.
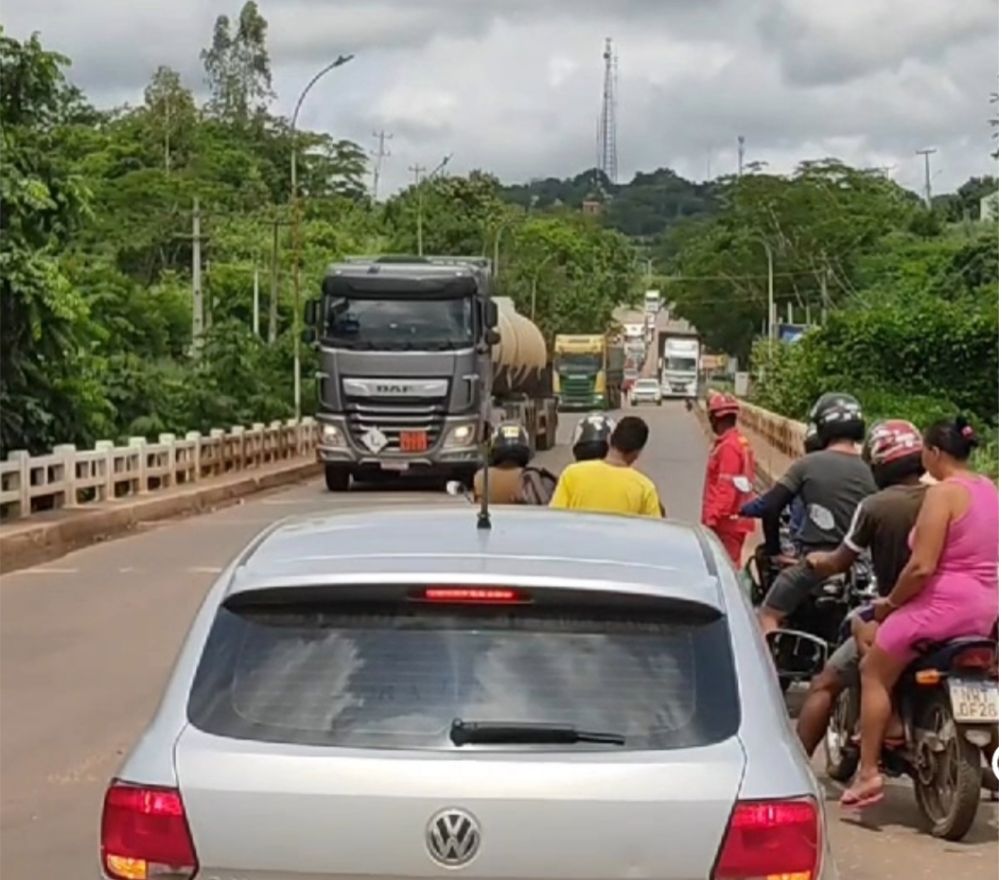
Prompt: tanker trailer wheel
<box><xmin>324</xmin><ymin>464</ymin><xmax>351</xmax><ymax>492</ymax></box>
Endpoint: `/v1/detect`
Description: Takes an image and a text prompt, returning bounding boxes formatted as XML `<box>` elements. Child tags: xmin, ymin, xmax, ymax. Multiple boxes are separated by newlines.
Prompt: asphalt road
<box><xmin>1</xmin><ymin>402</ymin><xmax>996</xmax><ymax>878</ymax></box>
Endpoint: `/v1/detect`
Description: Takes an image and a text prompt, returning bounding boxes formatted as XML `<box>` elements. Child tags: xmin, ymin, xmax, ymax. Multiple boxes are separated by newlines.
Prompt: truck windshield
<box><xmin>322</xmin><ymin>297</ymin><xmax>474</xmax><ymax>350</ymax></box>
<box><xmin>665</xmin><ymin>356</ymin><xmax>697</xmax><ymax>372</ymax></box>
<box><xmin>557</xmin><ymin>353</ymin><xmax>602</xmax><ymax>371</ymax></box>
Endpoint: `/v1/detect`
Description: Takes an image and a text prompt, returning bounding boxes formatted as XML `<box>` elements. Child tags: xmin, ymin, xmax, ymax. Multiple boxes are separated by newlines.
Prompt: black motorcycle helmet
<box><xmin>803</xmin><ymin>422</ymin><xmax>823</xmax><ymax>454</ymax></box>
<box><xmin>489</xmin><ymin>422</ymin><xmax>531</xmax><ymax>468</ymax></box>
<box><xmin>809</xmin><ymin>392</ymin><xmax>865</xmax><ymax>447</ymax></box>
<box><xmin>571</xmin><ymin>413</ymin><xmax>616</xmax><ymax>461</ymax></box>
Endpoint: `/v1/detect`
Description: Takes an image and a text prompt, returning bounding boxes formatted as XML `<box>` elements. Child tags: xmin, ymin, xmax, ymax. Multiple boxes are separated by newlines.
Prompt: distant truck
<box><xmin>304</xmin><ymin>256</ymin><xmax>557</xmax><ymax>491</ymax></box>
<box><xmin>643</xmin><ymin>290</ymin><xmax>662</xmax><ymax>314</ymax></box>
<box><xmin>553</xmin><ymin>334</ymin><xmax>624</xmax><ymax>410</ymax></box>
<box><xmin>658</xmin><ymin>323</ymin><xmax>701</xmax><ymax>402</ymax></box>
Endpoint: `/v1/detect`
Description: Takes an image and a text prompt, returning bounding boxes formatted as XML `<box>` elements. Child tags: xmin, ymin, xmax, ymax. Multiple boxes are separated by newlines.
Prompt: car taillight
<box><xmin>101</xmin><ymin>781</ymin><xmax>198</xmax><ymax>880</ymax></box>
<box><xmin>713</xmin><ymin>798</ymin><xmax>820</xmax><ymax>880</ymax></box>
<box><xmin>952</xmin><ymin>646</ymin><xmax>997</xmax><ymax>672</ymax></box>
<box><xmin>418</xmin><ymin>587</ymin><xmax>528</xmax><ymax>604</ymax></box>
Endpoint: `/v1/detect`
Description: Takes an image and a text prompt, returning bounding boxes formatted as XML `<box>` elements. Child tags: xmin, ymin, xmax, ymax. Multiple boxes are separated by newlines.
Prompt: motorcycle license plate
<box><xmin>948</xmin><ymin>678</ymin><xmax>999</xmax><ymax>722</ymax></box>
<box><xmin>399</xmin><ymin>430</ymin><xmax>428</xmax><ymax>452</ymax></box>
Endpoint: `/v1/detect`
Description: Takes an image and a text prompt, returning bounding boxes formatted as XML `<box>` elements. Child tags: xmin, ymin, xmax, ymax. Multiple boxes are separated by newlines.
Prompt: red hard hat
<box><xmin>864</xmin><ymin>419</ymin><xmax>923</xmax><ymax>466</ymax></box>
<box><xmin>707</xmin><ymin>391</ymin><xmax>740</xmax><ymax>418</ymax></box>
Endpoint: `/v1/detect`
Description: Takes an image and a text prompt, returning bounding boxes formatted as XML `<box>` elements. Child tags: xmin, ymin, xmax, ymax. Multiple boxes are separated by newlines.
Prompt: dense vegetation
<box><xmin>650</xmin><ymin>162</ymin><xmax>998</xmax><ymax>475</ymax></box>
<box><xmin>3</xmin><ymin>7</ymin><xmax>997</xmax><ymax>474</ymax></box>
<box><xmin>0</xmin><ymin>13</ymin><xmax>638</xmax><ymax>455</ymax></box>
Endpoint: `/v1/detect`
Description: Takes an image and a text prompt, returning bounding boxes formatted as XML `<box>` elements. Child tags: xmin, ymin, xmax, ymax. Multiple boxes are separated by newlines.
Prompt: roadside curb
<box><xmin>0</xmin><ymin>459</ymin><xmax>321</xmax><ymax>574</ymax></box>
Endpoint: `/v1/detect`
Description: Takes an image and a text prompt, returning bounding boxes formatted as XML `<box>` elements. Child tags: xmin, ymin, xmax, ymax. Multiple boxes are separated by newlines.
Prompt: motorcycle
<box><xmin>824</xmin><ymin>627</ymin><xmax>998</xmax><ymax>840</ymax></box>
<box><xmin>745</xmin><ymin>540</ymin><xmax>876</xmax><ymax>692</ymax></box>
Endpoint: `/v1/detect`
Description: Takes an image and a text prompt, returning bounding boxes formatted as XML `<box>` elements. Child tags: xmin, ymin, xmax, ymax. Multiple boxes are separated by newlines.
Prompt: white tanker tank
<box><xmin>489</xmin><ymin>297</ymin><xmax>557</xmax><ymax>450</ymax></box>
<box><xmin>491</xmin><ymin>297</ymin><xmax>548</xmax><ymax>396</ymax></box>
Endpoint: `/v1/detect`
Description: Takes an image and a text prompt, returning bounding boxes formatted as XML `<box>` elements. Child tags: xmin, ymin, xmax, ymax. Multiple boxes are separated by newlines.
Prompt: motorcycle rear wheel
<box><xmin>824</xmin><ymin>687</ymin><xmax>860</xmax><ymax>782</ymax></box>
<box><xmin>913</xmin><ymin>690</ymin><xmax>983</xmax><ymax>840</ymax></box>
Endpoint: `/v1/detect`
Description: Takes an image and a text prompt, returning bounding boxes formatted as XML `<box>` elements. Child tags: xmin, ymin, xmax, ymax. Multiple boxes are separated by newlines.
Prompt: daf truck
<box><xmin>658</xmin><ymin>321</ymin><xmax>701</xmax><ymax>402</ymax></box>
<box><xmin>304</xmin><ymin>256</ymin><xmax>557</xmax><ymax>491</ymax></box>
<box><xmin>553</xmin><ymin>334</ymin><xmax>624</xmax><ymax>410</ymax></box>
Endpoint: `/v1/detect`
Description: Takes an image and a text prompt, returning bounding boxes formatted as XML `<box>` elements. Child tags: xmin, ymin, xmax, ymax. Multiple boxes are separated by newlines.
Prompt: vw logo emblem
<box><xmin>426</xmin><ymin>808</ymin><xmax>481</xmax><ymax>867</ymax></box>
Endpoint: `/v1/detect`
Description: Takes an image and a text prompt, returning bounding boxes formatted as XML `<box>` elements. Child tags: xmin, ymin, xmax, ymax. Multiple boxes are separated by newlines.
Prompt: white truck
<box><xmin>658</xmin><ymin>323</ymin><xmax>701</xmax><ymax>402</ymax></box>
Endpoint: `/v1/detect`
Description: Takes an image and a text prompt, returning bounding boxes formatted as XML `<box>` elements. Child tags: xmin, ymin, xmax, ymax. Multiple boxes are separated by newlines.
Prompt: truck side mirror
<box><xmin>485</xmin><ymin>300</ymin><xmax>499</xmax><ymax>329</ymax></box>
<box><xmin>301</xmin><ymin>327</ymin><xmax>317</xmax><ymax>346</ymax></box>
<box><xmin>304</xmin><ymin>299</ymin><xmax>319</xmax><ymax>326</ymax></box>
<box><xmin>484</xmin><ymin>328</ymin><xmax>501</xmax><ymax>346</ymax></box>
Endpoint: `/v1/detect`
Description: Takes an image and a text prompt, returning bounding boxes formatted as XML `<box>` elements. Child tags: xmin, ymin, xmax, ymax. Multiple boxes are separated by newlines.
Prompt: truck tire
<box><xmin>324</xmin><ymin>465</ymin><xmax>350</xmax><ymax>492</ymax></box>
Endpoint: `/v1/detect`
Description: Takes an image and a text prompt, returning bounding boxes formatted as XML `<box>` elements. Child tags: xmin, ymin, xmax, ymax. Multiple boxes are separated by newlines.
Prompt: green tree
<box><xmin>143</xmin><ymin>65</ymin><xmax>197</xmax><ymax>173</ymax></box>
<box><xmin>201</xmin><ymin>1</ymin><xmax>274</xmax><ymax>123</ymax></box>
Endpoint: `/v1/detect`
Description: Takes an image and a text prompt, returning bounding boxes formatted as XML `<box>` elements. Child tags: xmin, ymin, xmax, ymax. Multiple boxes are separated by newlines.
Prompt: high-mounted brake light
<box><xmin>713</xmin><ymin>798</ymin><xmax>820</xmax><ymax>880</ymax></box>
<box><xmin>419</xmin><ymin>587</ymin><xmax>528</xmax><ymax>604</ymax></box>
<box><xmin>101</xmin><ymin>781</ymin><xmax>198</xmax><ymax>880</ymax></box>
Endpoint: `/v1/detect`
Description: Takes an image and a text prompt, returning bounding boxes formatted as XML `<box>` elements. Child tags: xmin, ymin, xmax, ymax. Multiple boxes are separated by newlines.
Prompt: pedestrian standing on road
<box><xmin>701</xmin><ymin>392</ymin><xmax>756</xmax><ymax>565</ymax></box>
<box><xmin>550</xmin><ymin>416</ymin><xmax>663</xmax><ymax>518</ymax></box>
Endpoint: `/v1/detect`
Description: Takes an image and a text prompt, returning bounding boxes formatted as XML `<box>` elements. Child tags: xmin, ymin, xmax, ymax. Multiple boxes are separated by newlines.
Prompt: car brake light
<box><xmin>713</xmin><ymin>798</ymin><xmax>820</xmax><ymax>880</ymax></box>
<box><xmin>101</xmin><ymin>781</ymin><xmax>198</xmax><ymax>880</ymax></box>
<box><xmin>419</xmin><ymin>587</ymin><xmax>527</xmax><ymax>604</ymax></box>
<box><xmin>952</xmin><ymin>646</ymin><xmax>997</xmax><ymax>672</ymax></box>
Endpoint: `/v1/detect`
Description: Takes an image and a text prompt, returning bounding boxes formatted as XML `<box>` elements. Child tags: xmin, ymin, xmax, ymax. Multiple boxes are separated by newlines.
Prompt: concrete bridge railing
<box><xmin>0</xmin><ymin>418</ymin><xmax>319</xmax><ymax>521</ymax></box>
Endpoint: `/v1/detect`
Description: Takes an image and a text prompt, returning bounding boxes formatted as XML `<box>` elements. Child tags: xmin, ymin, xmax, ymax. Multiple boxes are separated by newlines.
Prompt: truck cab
<box><xmin>553</xmin><ymin>334</ymin><xmax>622</xmax><ymax>411</ymax></box>
<box><xmin>303</xmin><ymin>257</ymin><xmax>497</xmax><ymax>490</ymax></box>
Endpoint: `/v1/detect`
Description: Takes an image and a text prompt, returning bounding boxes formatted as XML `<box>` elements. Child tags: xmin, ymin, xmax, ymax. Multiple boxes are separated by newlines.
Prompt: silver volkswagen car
<box><xmin>100</xmin><ymin>507</ymin><xmax>836</xmax><ymax>880</ymax></box>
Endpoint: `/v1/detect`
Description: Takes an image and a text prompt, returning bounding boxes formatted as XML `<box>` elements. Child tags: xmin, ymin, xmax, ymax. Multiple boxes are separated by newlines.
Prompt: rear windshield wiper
<box><xmin>450</xmin><ymin>719</ymin><xmax>626</xmax><ymax>747</ymax></box>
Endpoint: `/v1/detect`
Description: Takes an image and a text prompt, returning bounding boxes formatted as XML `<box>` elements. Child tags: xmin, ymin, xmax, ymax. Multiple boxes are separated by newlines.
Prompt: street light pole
<box><xmin>290</xmin><ymin>54</ymin><xmax>354</xmax><ymax>419</ymax></box>
<box><xmin>751</xmin><ymin>235</ymin><xmax>775</xmax><ymax>351</ymax></box>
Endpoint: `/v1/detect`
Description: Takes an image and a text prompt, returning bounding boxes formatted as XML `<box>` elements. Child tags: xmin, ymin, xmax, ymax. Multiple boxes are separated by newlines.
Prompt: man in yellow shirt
<box><xmin>550</xmin><ymin>416</ymin><xmax>663</xmax><ymax>518</ymax></box>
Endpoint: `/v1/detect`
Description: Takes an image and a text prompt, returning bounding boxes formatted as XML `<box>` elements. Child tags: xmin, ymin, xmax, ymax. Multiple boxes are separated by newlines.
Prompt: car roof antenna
<box><xmin>477</xmin><ymin>424</ymin><xmax>492</xmax><ymax>530</ymax></box>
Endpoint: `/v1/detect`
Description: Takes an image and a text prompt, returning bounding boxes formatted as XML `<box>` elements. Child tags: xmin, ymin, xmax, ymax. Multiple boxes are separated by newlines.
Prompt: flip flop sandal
<box><xmin>840</xmin><ymin>787</ymin><xmax>885</xmax><ymax>810</ymax></box>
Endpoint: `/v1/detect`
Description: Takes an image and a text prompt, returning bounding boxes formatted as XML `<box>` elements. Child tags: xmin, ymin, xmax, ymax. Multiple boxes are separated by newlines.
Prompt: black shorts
<box><xmin>761</xmin><ymin>560</ymin><xmax>826</xmax><ymax>617</ymax></box>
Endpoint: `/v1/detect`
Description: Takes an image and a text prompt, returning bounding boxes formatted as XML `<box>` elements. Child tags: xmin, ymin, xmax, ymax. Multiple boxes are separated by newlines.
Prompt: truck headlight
<box><xmin>444</xmin><ymin>423</ymin><xmax>477</xmax><ymax>448</ymax></box>
<box><xmin>321</xmin><ymin>424</ymin><xmax>346</xmax><ymax>446</ymax></box>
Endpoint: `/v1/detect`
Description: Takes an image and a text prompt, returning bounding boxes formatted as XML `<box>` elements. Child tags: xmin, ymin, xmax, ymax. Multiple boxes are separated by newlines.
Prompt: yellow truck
<box><xmin>553</xmin><ymin>334</ymin><xmax>624</xmax><ymax>411</ymax></box>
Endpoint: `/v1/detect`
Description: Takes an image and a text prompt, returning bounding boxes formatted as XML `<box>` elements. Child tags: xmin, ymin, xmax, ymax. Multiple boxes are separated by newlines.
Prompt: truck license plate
<box><xmin>399</xmin><ymin>430</ymin><xmax>428</xmax><ymax>453</ymax></box>
<box><xmin>948</xmin><ymin>678</ymin><xmax>999</xmax><ymax>722</ymax></box>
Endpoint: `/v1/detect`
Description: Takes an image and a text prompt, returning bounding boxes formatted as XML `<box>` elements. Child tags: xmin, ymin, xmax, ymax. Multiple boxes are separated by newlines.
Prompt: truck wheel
<box><xmin>324</xmin><ymin>465</ymin><xmax>350</xmax><ymax>492</ymax></box>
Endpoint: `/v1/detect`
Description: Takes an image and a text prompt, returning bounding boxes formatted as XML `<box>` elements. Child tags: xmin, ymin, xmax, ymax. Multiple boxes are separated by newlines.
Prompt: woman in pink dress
<box><xmin>842</xmin><ymin>416</ymin><xmax>999</xmax><ymax>808</ymax></box>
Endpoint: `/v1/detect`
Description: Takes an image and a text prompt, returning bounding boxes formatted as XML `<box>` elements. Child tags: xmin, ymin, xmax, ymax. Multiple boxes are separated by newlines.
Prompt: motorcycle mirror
<box><xmin>445</xmin><ymin>480</ymin><xmax>465</xmax><ymax>497</ymax></box>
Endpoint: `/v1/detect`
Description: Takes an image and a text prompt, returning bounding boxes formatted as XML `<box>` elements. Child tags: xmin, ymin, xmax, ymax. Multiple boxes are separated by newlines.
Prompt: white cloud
<box><xmin>5</xmin><ymin>0</ymin><xmax>997</xmax><ymax>195</ymax></box>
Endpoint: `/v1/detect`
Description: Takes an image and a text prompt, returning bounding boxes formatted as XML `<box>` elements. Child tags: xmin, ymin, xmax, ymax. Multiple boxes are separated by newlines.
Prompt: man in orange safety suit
<box><xmin>701</xmin><ymin>391</ymin><xmax>756</xmax><ymax>565</ymax></box>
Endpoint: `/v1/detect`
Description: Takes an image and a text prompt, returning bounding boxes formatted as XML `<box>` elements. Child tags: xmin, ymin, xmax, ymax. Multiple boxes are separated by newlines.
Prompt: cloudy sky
<box><xmin>7</xmin><ymin>0</ymin><xmax>998</xmax><ymax>195</ymax></box>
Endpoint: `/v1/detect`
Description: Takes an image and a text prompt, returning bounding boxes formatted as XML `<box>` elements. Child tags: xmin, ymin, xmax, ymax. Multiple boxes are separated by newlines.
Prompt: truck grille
<box><xmin>560</xmin><ymin>375</ymin><xmax>595</xmax><ymax>403</ymax></box>
<box><xmin>344</xmin><ymin>395</ymin><xmax>447</xmax><ymax>453</ymax></box>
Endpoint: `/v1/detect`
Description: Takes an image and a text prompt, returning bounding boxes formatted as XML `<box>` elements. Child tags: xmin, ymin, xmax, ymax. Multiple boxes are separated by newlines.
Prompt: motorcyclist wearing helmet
<box><xmin>755</xmin><ymin>392</ymin><xmax>877</xmax><ymax>636</ymax></box>
<box><xmin>701</xmin><ymin>392</ymin><xmax>756</xmax><ymax>565</ymax></box>
<box><xmin>571</xmin><ymin>412</ymin><xmax>616</xmax><ymax>462</ymax></box>
<box><xmin>473</xmin><ymin>422</ymin><xmax>531</xmax><ymax>504</ymax></box>
<box><xmin>794</xmin><ymin>420</ymin><xmax>928</xmax><ymax>756</ymax></box>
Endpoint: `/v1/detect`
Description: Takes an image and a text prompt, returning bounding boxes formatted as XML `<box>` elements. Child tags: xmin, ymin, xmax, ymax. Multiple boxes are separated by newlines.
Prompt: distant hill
<box><xmin>500</xmin><ymin>167</ymin><xmax>720</xmax><ymax>239</ymax></box>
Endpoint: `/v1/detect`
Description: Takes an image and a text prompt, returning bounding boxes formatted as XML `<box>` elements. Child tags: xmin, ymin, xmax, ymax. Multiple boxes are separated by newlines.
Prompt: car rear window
<box><xmin>188</xmin><ymin>595</ymin><xmax>740</xmax><ymax>751</ymax></box>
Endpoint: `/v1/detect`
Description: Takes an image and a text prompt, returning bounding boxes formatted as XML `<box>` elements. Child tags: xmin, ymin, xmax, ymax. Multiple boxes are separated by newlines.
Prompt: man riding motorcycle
<box><xmin>741</xmin><ymin>422</ymin><xmax>823</xmax><ymax>556</ymax></box>
<box><xmin>473</xmin><ymin>422</ymin><xmax>532</xmax><ymax>504</ymax></box>
<box><xmin>795</xmin><ymin>419</ymin><xmax>928</xmax><ymax>756</ymax></box>
<box><xmin>701</xmin><ymin>392</ymin><xmax>756</xmax><ymax>565</ymax></box>
<box><xmin>755</xmin><ymin>392</ymin><xmax>877</xmax><ymax>636</ymax></box>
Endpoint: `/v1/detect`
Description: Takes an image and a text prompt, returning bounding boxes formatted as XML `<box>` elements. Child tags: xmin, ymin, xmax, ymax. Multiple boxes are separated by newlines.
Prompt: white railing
<box><xmin>0</xmin><ymin>418</ymin><xmax>319</xmax><ymax>521</ymax></box>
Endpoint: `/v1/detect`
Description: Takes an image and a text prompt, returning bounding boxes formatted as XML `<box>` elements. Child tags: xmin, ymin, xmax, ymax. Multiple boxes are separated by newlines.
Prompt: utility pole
<box><xmin>370</xmin><ymin>129</ymin><xmax>392</xmax><ymax>200</ymax></box>
<box><xmin>409</xmin><ymin>163</ymin><xmax>426</xmax><ymax>255</ymax></box>
<box><xmin>191</xmin><ymin>197</ymin><xmax>204</xmax><ymax>358</ymax></box>
<box><xmin>252</xmin><ymin>264</ymin><xmax>260</xmax><ymax>337</ymax></box>
<box><xmin>917</xmin><ymin>148</ymin><xmax>937</xmax><ymax>209</ymax></box>
<box><xmin>737</xmin><ymin>135</ymin><xmax>745</xmax><ymax>178</ymax></box>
